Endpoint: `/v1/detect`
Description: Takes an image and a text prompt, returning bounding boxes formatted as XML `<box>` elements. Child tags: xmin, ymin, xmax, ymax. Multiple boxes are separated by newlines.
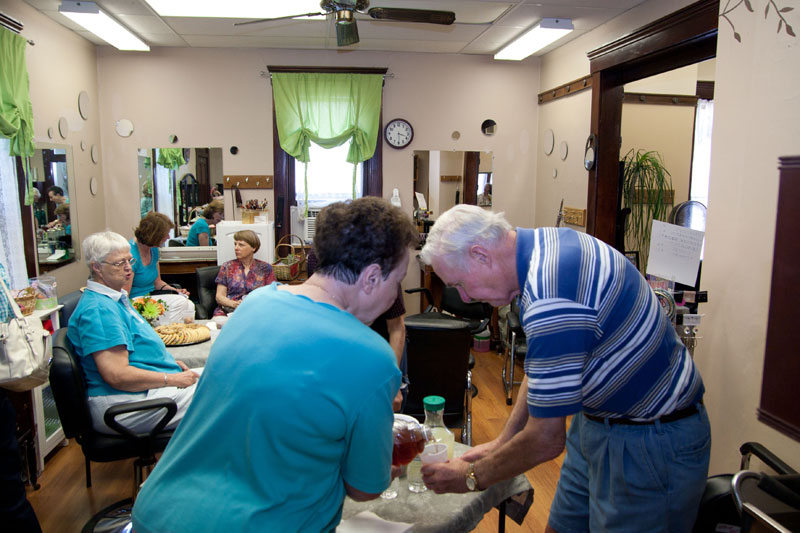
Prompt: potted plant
<box><xmin>621</xmin><ymin>149</ymin><xmax>674</xmax><ymax>272</ymax></box>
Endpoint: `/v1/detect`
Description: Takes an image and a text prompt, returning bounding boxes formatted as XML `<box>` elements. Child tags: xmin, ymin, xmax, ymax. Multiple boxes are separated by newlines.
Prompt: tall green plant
<box><xmin>621</xmin><ymin>149</ymin><xmax>673</xmax><ymax>272</ymax></box>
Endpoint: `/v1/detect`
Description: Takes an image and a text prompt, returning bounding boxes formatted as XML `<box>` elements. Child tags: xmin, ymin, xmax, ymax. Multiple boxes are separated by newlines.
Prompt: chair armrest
<box><xmin>104</xmin><ymin>397</ymin><xmax>178</xmax><ymax>439</ymax></box>
<box><xmin>470</xmin><ymin>317</ymin><xmax>491</xmax><ymax>336</ymax></box>
<box><xmin>740</xmin><ymin>442</ymin><xmax>798</xmax><ymax>474</ymax></box>
<box><xmin>405</xmin><ymin>287</ymin><xmax>435</xmax><ymax>312</ymax></box>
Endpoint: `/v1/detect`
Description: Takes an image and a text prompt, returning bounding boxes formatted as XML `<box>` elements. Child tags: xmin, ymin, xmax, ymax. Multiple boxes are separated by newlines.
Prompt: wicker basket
<box><xmin>272</xmin><ymin>234</ymin><xmax>307</xmax><ymax>281</ymax></box>
<box><xmin>13</xmin><ymin>287</ymin><xmax>37</xmax><ymax>316</ymax></box>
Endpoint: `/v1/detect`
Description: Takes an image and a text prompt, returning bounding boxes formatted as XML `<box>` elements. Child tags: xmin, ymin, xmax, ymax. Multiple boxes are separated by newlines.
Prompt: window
<box><xmin>690</xmin><ymin>99</ymin><xmax>713</xmax><ymax>208</ymax></box>
<box><xmin>294</xmin><ymin>140</ymin><xmax>363</xmax><ymax>208</ymax></box>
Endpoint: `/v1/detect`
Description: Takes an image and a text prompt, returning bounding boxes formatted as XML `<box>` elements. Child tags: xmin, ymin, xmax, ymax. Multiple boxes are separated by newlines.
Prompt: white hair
<box><xmin>82</xmin><ymin>231</ymin><xmax>131</xmax><ymax>270</ymax></box>
<box><xmin>419</xmin><ymin>205</ymin><xmax>512</xmax><ymax>267</ymax></box>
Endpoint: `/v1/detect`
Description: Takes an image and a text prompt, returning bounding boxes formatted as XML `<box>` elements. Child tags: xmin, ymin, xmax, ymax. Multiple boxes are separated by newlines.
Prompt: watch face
<box><xmin>466</xmin><ymin>476</ymin><xmax>477</xmax><ymax>490</ymax></box>
<box><xmin>385</xmin><ymin>119</ymin><xmax>413</xmax><ymax>149</ymax></box>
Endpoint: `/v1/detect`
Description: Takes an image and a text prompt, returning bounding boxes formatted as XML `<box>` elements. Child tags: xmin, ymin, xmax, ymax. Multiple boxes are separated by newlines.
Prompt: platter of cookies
<box><xmin>155</xmin><ymin>323</ymin><xmax>211</xmax><ymax>346</ymax></box>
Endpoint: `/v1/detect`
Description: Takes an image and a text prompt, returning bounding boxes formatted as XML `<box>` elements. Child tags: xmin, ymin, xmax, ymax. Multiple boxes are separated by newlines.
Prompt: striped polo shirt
<box><xmin>517</xmin><ymin>227</ymin><xmax>704</xmax><ymax>420</ymax></box>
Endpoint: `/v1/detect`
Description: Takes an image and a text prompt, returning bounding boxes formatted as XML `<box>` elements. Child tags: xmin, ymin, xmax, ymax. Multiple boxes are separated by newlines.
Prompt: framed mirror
<box><xmin>412</xmin><ymin>150</ymin><xmax>493</xmax><ymax>221</ymax></box>
<box><xmin>138</xmin><ymin>147</ymin><xmax>224</xmax><ymax>244</ymax></box>
<box><xmin>19</xmin><ymin>142</ymin><xmax>80</xmax><ymax>274</ymax></box>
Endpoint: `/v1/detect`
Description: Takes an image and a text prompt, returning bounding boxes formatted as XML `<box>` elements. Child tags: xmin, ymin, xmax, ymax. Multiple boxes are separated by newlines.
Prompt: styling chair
<box><xmin>694</xmin><ymin>442</ymin><xmax>799</xmax><ymax>532</ymax></box>
<box><xmin>58</xmin><ymin>289</ymin><xmax>84</xmax><ymax>327</ymax></box>
<box><xmin>502</xmin><ymin>295</ymin><xmax>527</xmax><ymax>405</ymax></box>
<box><xmin>403</xmin><ymin>311</ymin><xmax>474</xmax><ymax>445</ymax></box>
<box><xmin>195</xmin><ymin>265</ymin><xmax>221</xmax><ymax>319</ymax></box>
<box><xmin>49</xmin><ymin>328</ymin><xmax>177</xmax><ymax>532</ymax></box>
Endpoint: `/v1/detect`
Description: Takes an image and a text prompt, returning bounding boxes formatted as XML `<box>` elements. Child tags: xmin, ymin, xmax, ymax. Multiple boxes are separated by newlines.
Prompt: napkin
<box><xmin>337</xmin><ymin>511</ymin><xmax>413</xmax><ymax>533</ymax></box>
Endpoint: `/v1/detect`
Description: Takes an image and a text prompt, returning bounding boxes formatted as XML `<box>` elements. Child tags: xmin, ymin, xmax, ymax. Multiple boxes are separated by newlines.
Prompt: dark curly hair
<box><xmin>135</xmin><ymin>212</ymin><xmax>174</xmax><ymax>247</ymax></box>
<box><xmin>313</xmin><ymin>197</ymin><xmax>417</xmax><ymax>284</ymax></box>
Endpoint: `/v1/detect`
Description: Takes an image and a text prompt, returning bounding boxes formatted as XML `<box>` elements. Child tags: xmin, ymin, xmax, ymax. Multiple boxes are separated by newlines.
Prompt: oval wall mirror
<box><xmin>58</xmin><ymin>117</ymin><xmax>69</xmax><ymax>139</ymax></box>
<box><xmin>543</xmin><ymin>129</ymin><xmax>555</xmax><ymax>155</ymax></box>
<box><xmin>115</xmin><ymin>119</ymin><xmax>134</xmax><ymax>137</ymax></box>
<box><xmin>89</xmin><ymin>176</ymin><xmax>98</xmax><ymax>196</ymax></box>
<box><xmin>78</xmin><ymin>91</ymin><xmax>90</xmax><ymax>120</ymax></box>
<box><xmin>480</xmin><ymin>119</ymin><xmax>497</xmax><ymax>136</ymax></box>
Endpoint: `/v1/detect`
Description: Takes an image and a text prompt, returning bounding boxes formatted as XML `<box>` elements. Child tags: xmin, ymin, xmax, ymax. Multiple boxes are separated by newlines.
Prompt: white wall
<box><xmin>4</xmin><ymin>0</ymin><xmax>107</xmax><ymax>295</ymax></box>
<box><xmin>538</xmin><ymin>0</ymin><xmax>800</xmax><ymax>474</ymax></box>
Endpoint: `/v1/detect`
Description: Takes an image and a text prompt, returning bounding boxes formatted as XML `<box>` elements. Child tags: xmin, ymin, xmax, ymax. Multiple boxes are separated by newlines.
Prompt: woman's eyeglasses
<box><xmin>103</xmin><ymin>257</ymin><xmax>137</xmax><ymax>268</ymax></box>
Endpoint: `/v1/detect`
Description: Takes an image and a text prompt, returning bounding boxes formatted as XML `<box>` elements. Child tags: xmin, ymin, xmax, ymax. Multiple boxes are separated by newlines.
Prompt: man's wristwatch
<box><xmin>466</xmin><ymin>462</ymin><xmax>480</xmax><ymax>491</ymax></box>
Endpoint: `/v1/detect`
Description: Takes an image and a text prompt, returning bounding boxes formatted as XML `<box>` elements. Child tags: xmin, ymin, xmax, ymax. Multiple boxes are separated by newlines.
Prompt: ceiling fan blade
<box><xmin>367</xmin><ymin>8</ymin><xmax>455</xmax><ymax>25</ymax></box>
<box><xmin>234</xmin><ymin>12</ymin><xmax>324</xmax><ymax>27</ymax></box>
<box><xmin>336</xmin><ymin>20</ymin><xmax>360</xmax><ymax>46</ymax></box>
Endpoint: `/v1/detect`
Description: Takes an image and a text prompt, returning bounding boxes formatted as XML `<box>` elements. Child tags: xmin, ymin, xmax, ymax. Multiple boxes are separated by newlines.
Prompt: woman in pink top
<box><xmin>214</xmin><ymin>230</ymin><xmax>275</xmax><ymax>316</ymax></box>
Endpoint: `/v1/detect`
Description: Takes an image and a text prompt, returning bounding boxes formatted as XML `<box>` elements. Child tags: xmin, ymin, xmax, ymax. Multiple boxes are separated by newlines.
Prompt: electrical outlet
<box><xmin>562</xmin><ymin>207</ymin><xmax>586</xmax><ymax>226</ymax></box>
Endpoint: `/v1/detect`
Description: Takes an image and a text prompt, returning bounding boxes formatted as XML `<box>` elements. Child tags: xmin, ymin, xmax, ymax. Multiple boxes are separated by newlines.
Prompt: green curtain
<box><xmin>272</xmin><ymin>72</ymin><xmax>383</xmax><ymax>207</ymax></box>
<box><xmin>0</xmin><ymin>27</ymin><xmax>36</xmax><ymax>204</ymax></box>
<box><xmin>157</xmin><ymin>148</ymin><xmax>186</xmax><ymax>206</ymax></box>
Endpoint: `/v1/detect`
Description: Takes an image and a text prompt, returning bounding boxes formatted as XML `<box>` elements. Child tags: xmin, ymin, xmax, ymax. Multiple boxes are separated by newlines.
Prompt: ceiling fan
<box><xmin>234</xmin><ymin>0</ymin><xmax>456</xmax><ymax>47</ymax></box>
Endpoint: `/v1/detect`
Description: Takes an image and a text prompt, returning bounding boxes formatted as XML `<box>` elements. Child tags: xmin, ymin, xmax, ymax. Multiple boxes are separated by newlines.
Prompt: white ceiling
<box><xmin>21</xmin><ymin>0</ymin><xmax>648</xmax><ymax>56</ymax></box>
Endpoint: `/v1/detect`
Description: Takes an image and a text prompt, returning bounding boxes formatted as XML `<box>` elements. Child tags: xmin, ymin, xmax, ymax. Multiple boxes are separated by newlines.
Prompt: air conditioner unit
<box><xmin>290</xmin><ymin>206</ymin><xmax>322</xmax><ymax>241</ymax></box>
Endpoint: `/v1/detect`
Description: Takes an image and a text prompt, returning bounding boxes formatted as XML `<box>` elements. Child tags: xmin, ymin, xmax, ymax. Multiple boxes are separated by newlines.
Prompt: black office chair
<box><xmin>195</xmin><ymin>265</ymin><xmax>221</xmax><ymax>319</ymax></box>
<box><xmin>403</xmin><ymin>312</ymin><xmax>474</xmax><ymax>446</ymax></box>
<box><xmin>49</xmin><ymin>328</ymin><xmax>177</xmax><ymax>532</ymax></box>
<box><xmin>502</xmin><ymin>296</ymin><xmax>527</xmax><ymax>405</ymax></box>
<box><xmin>58</xmin><ymin>289</ymin><xmax>83</xmax><ymax>327</ymax></box>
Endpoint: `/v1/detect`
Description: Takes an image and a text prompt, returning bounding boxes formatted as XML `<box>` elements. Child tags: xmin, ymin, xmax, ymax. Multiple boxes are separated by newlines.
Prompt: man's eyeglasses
<box><xmin>102</xmin><ymin>258</ymin><xmax>137</xmax><ymax>268</ymax></box>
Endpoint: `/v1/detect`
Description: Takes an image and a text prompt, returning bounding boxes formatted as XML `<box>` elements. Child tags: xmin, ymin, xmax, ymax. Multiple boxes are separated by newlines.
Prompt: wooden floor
<box><xmin>26</xmin><ymin>347</ymin><xmax>563</xmax><ymax>532</ymax></box>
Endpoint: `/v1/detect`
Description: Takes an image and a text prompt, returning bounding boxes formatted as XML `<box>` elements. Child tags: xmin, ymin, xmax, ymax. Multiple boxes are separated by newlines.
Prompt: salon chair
<box><xmin>403</xmin><ymin>311</ymin><xmax>474</xmax><ymax>445</ymax></box>
<box><xmin>49</xmin><ymin>328</ymin><xmax>177</xmax><ymax>532</ymax></box>
<box><xmin>195</xmin><ymin>265</ymin><xmax>221</xmax><ymax>319</ymax></box>
<box><xmin>57</xmin><ymin>289</ymin><xmax>83</xmax><ymax>327</ymax></box>
<box><xmin>694</xmin><ymin>442</ymin><xmax>799</xmax><ymax>532</ymax></box>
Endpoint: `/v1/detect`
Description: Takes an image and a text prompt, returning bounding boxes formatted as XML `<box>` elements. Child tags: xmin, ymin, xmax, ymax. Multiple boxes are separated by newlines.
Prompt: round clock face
<box><xmin>385</xmin><ymin>119</ymin><xmax>413</xmax><ymax>149</ymax></box>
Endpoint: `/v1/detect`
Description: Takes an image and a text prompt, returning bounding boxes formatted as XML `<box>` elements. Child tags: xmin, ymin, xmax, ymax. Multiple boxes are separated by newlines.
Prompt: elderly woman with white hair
<box><xmin>67</xmin><ymin>231</ymin><xmax>203</xmax><ymax>434</ymax></box>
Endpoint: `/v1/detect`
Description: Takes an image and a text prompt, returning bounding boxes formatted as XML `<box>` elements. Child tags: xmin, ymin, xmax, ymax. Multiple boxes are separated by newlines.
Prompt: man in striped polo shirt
<box><xmin>419</xmin><ymin>205</ymin><xmax>710</xmax><ymax>532</ymax></box>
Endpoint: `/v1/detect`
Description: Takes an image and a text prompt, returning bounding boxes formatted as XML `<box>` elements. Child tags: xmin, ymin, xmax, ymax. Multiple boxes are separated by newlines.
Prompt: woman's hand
<box><xmin>176</xmin><ymin>287</ymin><xmax>190</xmax><ymax>297</ymax></box>
<box><xmin>167</xmin><ymin>369</ymin><xmax>200</xmax><ymax>389</ymax></box>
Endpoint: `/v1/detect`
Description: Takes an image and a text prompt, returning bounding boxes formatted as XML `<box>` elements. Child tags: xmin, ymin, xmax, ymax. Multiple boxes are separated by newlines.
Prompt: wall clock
<box><xmin>385</xmin><ymin>118</ymin><xmax>413</xmax><ymax>149</ymax></box>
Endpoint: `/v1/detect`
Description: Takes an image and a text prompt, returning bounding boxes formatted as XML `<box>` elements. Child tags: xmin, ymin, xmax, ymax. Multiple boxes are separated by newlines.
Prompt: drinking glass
<box><xmin>380</xmin><ymin>414</ymin><xmax>427</xmax><ymax>500</ymax></box>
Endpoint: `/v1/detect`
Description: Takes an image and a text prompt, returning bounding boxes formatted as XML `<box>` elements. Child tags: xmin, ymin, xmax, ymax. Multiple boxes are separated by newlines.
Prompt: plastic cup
<box><xmin>420</xmin><ymin>443</ymin><xmax>448</xmax><ymax>465</ymax></box>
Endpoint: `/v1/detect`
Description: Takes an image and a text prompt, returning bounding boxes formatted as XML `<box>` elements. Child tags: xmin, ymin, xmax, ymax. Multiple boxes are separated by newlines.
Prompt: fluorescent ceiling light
<box><xmin>59</xmin><ymin>1</ymin><xmax>149</xmax><ymax>51</ymax></box>
<box><xmin>143</xmin><ymin>0</ymin><xmax>323</xmax><ymax>19</ymax></box>
<box><xmin>494</xmin><ymin>18</ymin><xmax>573</xmax><ymax>61</ymax></box>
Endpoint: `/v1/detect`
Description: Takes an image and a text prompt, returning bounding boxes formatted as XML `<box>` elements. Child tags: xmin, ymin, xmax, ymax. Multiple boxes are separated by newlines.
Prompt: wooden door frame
<box><xmin>585</xmin><ymin>0</ymin><xmax>719</xmax><ymax>245</ymax></box>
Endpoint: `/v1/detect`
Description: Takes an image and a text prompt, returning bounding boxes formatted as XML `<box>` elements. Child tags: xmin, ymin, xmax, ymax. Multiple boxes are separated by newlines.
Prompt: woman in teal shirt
<box><xmin>186</xmin><ymin>199</ymin><xmax>224</xmax><ymax>246</ymax></box>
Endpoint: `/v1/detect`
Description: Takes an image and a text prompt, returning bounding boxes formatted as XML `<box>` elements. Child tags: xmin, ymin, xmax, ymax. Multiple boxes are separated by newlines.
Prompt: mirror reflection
<box><xmin>137</xmin><ymin>147</ymin><xmax>224</xmax><ymax>245</ymax></box>
<box><xmin>29</xmin><ymin>143</ymin><xmax>79</xmax><ymax>273</ymax></box>
<box><xmin>412</xmin><ymin>150</ymin><xmax>493</xmax><ymax>222</ymax></box>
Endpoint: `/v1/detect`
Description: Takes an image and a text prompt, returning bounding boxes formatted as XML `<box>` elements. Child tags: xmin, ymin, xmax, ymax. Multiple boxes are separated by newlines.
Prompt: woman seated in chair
<box><xmin>214</xmin><ymin>230</ymin><xmax>275</xmax><ymax>316</ymax></box>
<box><xmin>186</xmin><ymin>199</ymin><xmax>224</xmax><ymax>246</ymax></box>
<box><xmin>67</xmin><ymin>231</ymin><xmax>202</xmax><ymax>434</ymax></box>
<box><xmin>130</xmin><ymin>212</ymin><xmax>196</xmax><ymax>324</ymax></box>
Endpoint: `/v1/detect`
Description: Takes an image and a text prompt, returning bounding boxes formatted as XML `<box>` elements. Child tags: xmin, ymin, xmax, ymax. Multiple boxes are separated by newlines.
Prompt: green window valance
<box><xmin>272</xmin><ymin>72</ymin><xmax>383</xmax><ymax>164</ymax></box>
<box><xmin>0</xmin><ymin>27</ymin><xmax>36</xmax><ymax>203</ymax></box>
<box><xmin>157</xmin><ymin>148</ymin><xmax>186</xmax><ymax>170</ymax></box>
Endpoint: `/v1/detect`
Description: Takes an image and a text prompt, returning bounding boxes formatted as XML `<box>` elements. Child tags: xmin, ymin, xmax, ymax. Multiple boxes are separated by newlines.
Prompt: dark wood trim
<box><xmin>759</xmin><ymin>155</ymin><xmax>800</xmax><ymax>443</ymax></box>
<box><xmin>463</xmin><ymin>152</ymin><xmax>479</xmax><ymax>205</ymax></box>
<box><xmin>585</xmin><ymin>0</ymin><xmax>719</xmax><ymax>245</ymax></box>
<box><xmin>272</xmin><ymin>105</ymin><xmax>293</xmax><ymax>245</ymax></box>
<box><xmin>538</xmin><ymin>75</ymin><xmax>593</xmax><ymax>104</ymax></box>
<box><xmin>363</xmin><ymin>114</ymin><xmax>384</xmax><ymax>198</ymax></box>
<box><xmin>15</xmin><ymin>157</ymin><xmax>38</xmax><ymax>278</ymax></box>
<box><xmin>696</xmin><ymin>80</ymin><xmax>715</xmax><ymax>100</ymax></box>
<box><xmin>623</xmin><ymin>93</ymin><xmax>698</xmax><ymax>106</ymax></box>
<box><xmin>267</xmin><ymin>66</ymin><xmax>388</xmax><ymax>75</ymax></box>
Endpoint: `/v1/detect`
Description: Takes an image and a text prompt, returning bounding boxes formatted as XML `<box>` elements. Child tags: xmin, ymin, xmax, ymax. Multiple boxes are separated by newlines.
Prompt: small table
<box><xmin>341</xmin><ymin>443</ymin><xmax>533</xmax><ymax>532</ymax></box>
<box><xmin>165</xmin><ymin>323</ymin><xmax>219</xmax><ymax>368</ymax></box>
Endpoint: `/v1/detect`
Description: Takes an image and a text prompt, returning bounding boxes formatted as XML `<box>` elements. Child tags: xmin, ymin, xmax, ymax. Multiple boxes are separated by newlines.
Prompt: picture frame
<box><xmin>624</xmin><ymin>251</ymin><xmax>640</xmax><ymax>270</ymax></box>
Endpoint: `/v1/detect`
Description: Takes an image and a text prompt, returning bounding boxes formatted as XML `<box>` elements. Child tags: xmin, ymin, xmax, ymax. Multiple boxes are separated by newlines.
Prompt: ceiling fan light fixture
<box><xmin>335</xmin><ymin>9</ymin><xmax>355</xmax><ymax>25</ymax></box>
<box><xmin>494</xmin><ymin>18</ymin><xmax>573</xmax><ymax>61</ymax></box>
<box><xmin>336</xmin><ymin>18</ymin><xmax>360</xmax><ymax>46</ymax></box>
<box><xmin>59</xmin><ymin>0</ymin><xmax>149</xmax><ymax>51</ymax></box>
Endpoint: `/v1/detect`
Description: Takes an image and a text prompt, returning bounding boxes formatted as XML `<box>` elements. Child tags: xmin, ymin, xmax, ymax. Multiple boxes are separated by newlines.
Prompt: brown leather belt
<box><xmin>584</xmin><ymin>404</ymin><xmax>699</xmax><ymax>426</ymax></box>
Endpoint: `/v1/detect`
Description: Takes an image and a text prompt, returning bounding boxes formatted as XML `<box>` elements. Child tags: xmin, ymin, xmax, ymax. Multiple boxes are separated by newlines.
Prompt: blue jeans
<box><xmin>548</xmin><ymin>404</ymin><xmax>711</xmax><ymax>532</ymax></box>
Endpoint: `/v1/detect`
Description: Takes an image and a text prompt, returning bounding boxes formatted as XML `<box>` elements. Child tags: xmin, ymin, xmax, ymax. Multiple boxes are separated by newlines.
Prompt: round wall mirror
<box><xmin>230</xmin><ymin>146</ymin><xmax>239</xmax><ymax>155</ymax></box>
<box><xmin>451</xmin><ymin>131</ymin><xmax>461</xmax><ymax>141</ymax></box>
<box><xmin>47</xmin><ymin>127</ymin><xmax>54</xmax><ymax>139</ymax></box>
<box><xmin>480</xmin><ymin>119</ymin><xmax>497</xmax><ymax>136</ymax></box>
<box><xmin>559</xmin><ymin>141</ymin><xmax>569</xmax><ymax>161</ymax></box>
<box><xmin>58</xmin><ymin>117</ymin><xmax>69</xmax><ymax>139</ymax></box>
<box><xmin>80</xmin><ymin>140</ymin><xmax>86</xmax><ymax>152</ymax></box>
<box><xmin>78</xmin><ymin>91</ymin><xmax>90</xmax><ymax>120</ymax></box>
<box><xmin>543</xmin><ymin>129</ymin><xmax>555</xmax><ymax>155</ymax></box>
<box><xmin>169</xmin><ymin>134</ymin><xmax>179</xmax><ymax>144</ymax></box>
<box><xmin>91</xmin><ymin>144</ymin><xmax>99</xmax><ymax>164</ymax></box>
<box><xmin>115</xmin><ymin>119</ymin><xmax>134</xmax><ymax>137</ymax></box>
<box><xmin>89</xmin><ymin>176</ymin><xmax>98</xmax><ymax>196</ymax></box>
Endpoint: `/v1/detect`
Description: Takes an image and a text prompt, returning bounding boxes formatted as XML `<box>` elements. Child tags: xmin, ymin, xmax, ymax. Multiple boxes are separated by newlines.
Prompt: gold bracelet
<box><xmin>163</xmin><ymin>373</ymin><xmax>168</xmax><ymax>387</ymax></box>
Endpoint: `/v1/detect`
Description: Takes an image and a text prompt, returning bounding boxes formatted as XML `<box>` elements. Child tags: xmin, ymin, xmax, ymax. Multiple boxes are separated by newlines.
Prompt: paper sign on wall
<box><xmin>415</xmin><ymin>192</ymin><xmax>428</xmax><ymax>211</ymax></box>
<box><xmin>646</xmin><ymin>219</ymin><xmax>704</xmax><ymax>286</ymax></box>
